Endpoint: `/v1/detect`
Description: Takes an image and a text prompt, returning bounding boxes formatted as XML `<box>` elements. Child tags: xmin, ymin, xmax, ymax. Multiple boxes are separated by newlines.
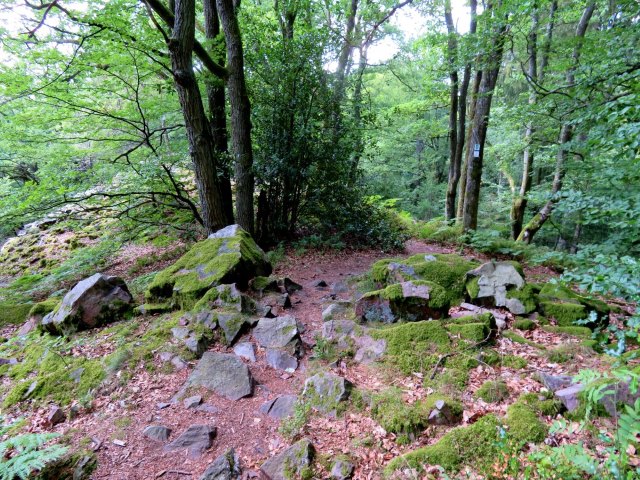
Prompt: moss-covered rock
<box><xmin>506</xmin><ymin>284</ymin><xmax>538</xmax><ymax>314</ymax></box>
<box><xmin>540</xmin><ymin>301</ymin><xmax>588</xmax><ymax>326</ymax></box>
<box><xmin>502</xmin><ymin>331</ymin><xmax>546</xmax><ymax>350</ymax></box>
<box><xmin>355</xmin><ymin>280</ymin><xmax>449</xmax><ymax>323</ymax></box>
<box><xmin>28</xmin><ymin>299</ymin><xmax>59</xmax><ymax>319</ymax></box>
<box><xmin>446</xmin><ymin>322</ymin><xmax>490</xmax><ymax>342</ymax></box>
<box><xmin>465</xmin><ymin>261</ymin><xmax>525</xmax><ymax>313</ymax></box>
<box><xmin>370</xmin><ymin>321</ymin><xmax>450</xmax><ymax>374</ymax></box>
<box><xmin>513</xmin><ymin>317</ymin><xmax>536</xmax><ymax>331</ymax></box>
<box><xmin>538</xmin><ymin>283</ymin><xmax>610</xmax><ymax>328</ymax></box>
<box><xmin>541</xmin><ymin>325</ymin><xmax>592</xmax><ymax>337</ymax></box>
<box><xmin>475</xmin><ymin>380</ymin><xmax>509</xmax><ymax>403</ymax></box>
<box><xmin>384</xmin><ymin>414</ymin><xmax>502</xmax><ymax>475</ymax></box>
<box><xmin>145</xmin><ymin>225</ymin><xmax>271</xmax><ymax>310</ymax></box>
<box><xmin>370</xmin><ymin>253</ymin><xmax>479</xmax><ymax>305</ymax></box>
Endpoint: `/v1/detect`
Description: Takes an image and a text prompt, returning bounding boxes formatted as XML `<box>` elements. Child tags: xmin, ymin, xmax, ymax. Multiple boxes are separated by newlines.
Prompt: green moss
<box><xmin>541</xmin><ymin>325</ymin><xmax>592</xmax><ymax>338</ymax></box>
<box><xmin>546</xmin><ymin>344</ymin><xmax>593</xmax><ymax>364</ymax></box>
<box><xmin>425</xmin><ymin>367</ymin><xmax>469</xmax><ymax>394</ymax></box>
<box><xmin>475</xmin><ymin>380</ymin><xmax>509</xmax><ymax>403</ymax></box>
<box><xmin>506</xmin><ymin>285</ymin><xmax>538</xmax><ymax>314</ymax></box>
<box><xmin>514</xmin><ymin>392</ymin><xmax>562</xmax><ymax>417</ymax></box>
<box><xmin>370</xmin><ymin>321</ymin><xmax>450</xmax><ymax>374</ymax></box>
<box><xmin>481</xmin><ymin>351</ymin><xmax>527</xmax><ymax>369</ymax></box>
<box><xmin>370</xmin><ymin>258</ymin><xmax>400</xmax><ymax>284</ymax></box>
<box><xmin>502</xmin><ymin>331</ymin><xmax>546</xmax><ymax>350</ymax></box>
<box><xmin>446</xmin><ymin>322</ymin><xmax>489</xmax><ymax>342</ymax></box>
<box><xmin>28</xmin><ymin>299</ymin><xmax>60</xmax><ymax>318</ymax></box>
<box><xmin>505</xmin><ymin>403</ymin><xmax>547</xmax><ymax>445</ymax></box>
<box><xmin>466</xmin><ymin>276</ymin><xmax>480</xmax><ymax>299</ymax></box>
<box><xmin>513</xmin><ymin>317</ymin><xmax>536</xmax><ymax>331</ymax></box>
<box><xmin>447</xmin><ymin>313</ymin><xmax>493</xmax><ymax>328</ymax></box>
<box><xmin>540</xmin><ymin>301</ymin><xmax>588</xmax><ymax>326</ymax></box>
<box><xmin>384</xmin><ymin>414</ymin><xmax>502</xmax><ymax>475</ymax></box>
<box><xmin>0</xmin><ymin>302</ymin><xmax>34</xmax><ymax>326</ymax></box>
<box><xmin>139</xmin><ymin>303</ymin><xmax>173</xmax><ymax>315</ymax></box>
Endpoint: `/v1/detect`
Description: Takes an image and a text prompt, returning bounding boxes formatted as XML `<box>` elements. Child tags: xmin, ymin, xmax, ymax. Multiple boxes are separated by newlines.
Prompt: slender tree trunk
<box><xmin>445</xmin><ymin>0</ymin><xmax>477</xmax><ymax>220</ymax></box>
<box><xmin>518</xmin><ymin>2</ymin><xmax>595</xmax><ymax>243</ymax></box>
<box><xmin>349</xmin><ymin>43</ymin><xmax>368</xmax><ymax>184</ymax></box>
<box><xmin>456</xmin><ymin>70</ymin><xmax>482</xmax><ymax>221</ymax></box>
<box><xmin>216</xmin><ymin>0</ymin><xmax>255</xmax><ymax>234</ymax></box>
<box><xmin>203</xmin><ymin>0</ymin><xmax>234</xmax><ymax>225</ymax></box>
<box><xmin>167</xmin><ymin>0</ymin><xmax>227</xmax><ymax>233</ymax></box>
<box><xmin>462</xmin><ymin>8</ymin><xmax>509</xmax><ymax>231</ymax></box>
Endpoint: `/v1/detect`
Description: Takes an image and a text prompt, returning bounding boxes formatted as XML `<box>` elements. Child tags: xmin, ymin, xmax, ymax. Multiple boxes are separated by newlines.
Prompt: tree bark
<box><xmin>462</xmin><ymin>8</ymin><xmax>509</xmax><ymax>231</ymax></box>
<box><xmin>203</xmin><ymin>0</ymin><xmax>234</xmax><ymax>225</ymax></box>
<box><xmin>445</xmin><ymin>0</ymin><xmax>477</xmax><ymax>220</ymax></box>
<box><xmin>216</xmin><ymin>0</ymin><xmax>255</xmax><ymax>234</ymax></box>
<box><xmin>517</xmin><ymin>2</ymin><xmax>595</xmax><ymax>243</ymax></box>
<box><xmin>167</xmin><ymin>0</ymin><xmax>227</xmax><ymax>233</ymax></box>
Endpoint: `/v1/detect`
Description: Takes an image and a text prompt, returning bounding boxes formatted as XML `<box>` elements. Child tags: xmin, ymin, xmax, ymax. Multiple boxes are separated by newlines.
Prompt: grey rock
<box><xmin>313</xmin><ymin>280</ymin><xmax>328</xmax><ymax>288</ymax></box>
<box><xmin>353</xmin><ymin>336</ymin><xmax>386</xmax><ymax>364</ymax></box>
<box><xmin>47</xmin><ymin>406</ymin><xmax>66</xmax><ymax>426</ymax></box>
<box><xmin>40</xmin><ymin>273</ymin><xmax>133</xmax><ymax>335</ymax></box>
<box><xmin>331</xmin><ymin>282</ymin><xmax>348</xmax><ymax>294</ymax></box>
<box><xmin>172</xmin><ymin>326</ymin><xmax>191</xmax><ymax>340</ymax></box>
<box><xmin>260</xmin><ymin>439</ymin><xmax>314</xmax><ymax>480</ymax></box>
<box><xmin>186</xmin><ymin>352</ymin><xmax>253</xmax><ymax>401</ymax></box>
<box><xmin>466</xmin><ymin>262</ymin><xmax>525</xmax><ymax>311</ymax></box>
<box><xmin>184</xmin><ymin>333</ymin><xmax>210</xmax><ymax>357</ymax></box>
<box><xmin>506</xmin><ymin>298</ymin><xmax>527</xmax><ymax>315</ymax></box>
<box><xmin>17</xmin><ymin>318</ymin><xmax>38</xmax><ymax>336</ymax></box>
<box><xmin>208</xmin><ymin>224</ymin><xmax>243</xmax><ymax>239</ymax></box>
<box><xmin>157</xmin><ymin>402</ymin><xmax>171</xmax><ymax>410</ymax></box>
<box><xmin>199</xmin><ymin>448</ymin><xmax>241</xmax><ymax>480</ymax></box>
<box><xmin>330</xmin><ymin>458</ymin><xmax>354</xmax><ymax>479</ymax></box>
<box><xmin>159</xmin><ymin>351</ymin><xmax>174</xmax><ymax>362</ymax></box>
<box><xmin>303</xmin><ymin>372</ymin><xmax>351</xmax><ymax>414</ymax></box>
<box><xmin>196</xmin><ymin>403</ymin><xmax>220</xmax><ymax>414</ymax></box>
<box><xmin>322</xmin><ymin>320</ymin><xmax>356</xmax><ymax>341</ymax></box>
<box><xmin>207</xmin><ymin>284</ymin><xmax>256</xmax><ymax>314</ymax></box>
<box><xmin>259</xmin><ymin>395</ymin><xmax>298</xmax><ymax>420</ymax></box>
<box><xmin>278</xmin><ymin>277</ymin><xmax>303</xmax><ymax>295</ymax></box>
<box><xmin>218</xmin><ymin>313</ymin><xmax>248</xmax><ymax>345</ymax></box>
<box><xmin>265</xmin><ymin>349</ymin><xmax>298</xmax><ymax>373</ymax></box>
<box><xmin>0</xmin><ymin>358</ymin><xmax>18</xmax><ymax>366</ymax></box>
<box><xmin>555</xmin><ymin>384</ymin><xmax>585</xmax><ymax>412</ymax></box>
<box><xmin>195</xmin><ymin>310</ymin><xmax>217</xmax><ymax>330</ymax></box>
<box><xmin>253</xmin><ymin>316</ymin><xmax>300</xmax><ymax>352</ymax></box>
<box><xmin>164</xmin><ymin>424</ymin><xmax>216</xmax><ymax>458</ymax></box>
<box><xmin>143</xmin><ymin>425</ymin><xmax>172</xmax><ymax>442</ymax></box>
<box><xmin>172</xmin><ymin>356</ymin><xmax>189</xmax><ymax>371</ymax></box>
<box><xmin>539</xmin><ymin>373</ymin><xmax>574</xmax><ymax>392</ymax></box>
<box><xmin>233</xmin><ymin>342</ymin><xmax>256</xmax><ymax>362</ymax></box>
<box><xmin>184</xmin><ymin>395</ymin><xmax>203</xmax><ymax>409</ymax></box>
<box><xmin>69</xmin><ymin>367</ymin><xmax>84</xmax><ymax>383</ymax></box>
<box><xmin>321</xmin><ymin>301</ymin><xmax>352</xmax><ymax>322</ymax></box>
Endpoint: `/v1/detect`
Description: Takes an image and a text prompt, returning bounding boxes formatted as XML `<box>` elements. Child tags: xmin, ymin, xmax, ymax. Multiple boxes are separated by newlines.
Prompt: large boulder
<box><xmin>40</xmin><ymin>273</ymin><xmax>133</xmax><ymax>335</ymax></box>
<box><xmin>185</xmin><ymin>352</ymin><xmax>254</xmax><ymax>401</ymax></box>
<box><xmin>145</xmin><ymin>225</ymin><xmax>271</xmax><ymax>310</ymax></box>
<box><xmin>355</xmin><ymin>281</ymin><xmax>449</xmax><ymax>323</ymax></box>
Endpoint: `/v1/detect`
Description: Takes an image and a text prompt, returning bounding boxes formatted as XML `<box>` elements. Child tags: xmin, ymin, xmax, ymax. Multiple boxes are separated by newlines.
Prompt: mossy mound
<box><xmin>538</xmin><ymin>284</ymin><xmax>610</xmax><ymax>328</ymax></box>
<box><xmin>370</xmin><ymin>253</ymin><xmax>479</xmax><ymax>305</ymax></box>
<box><xmin>370</xmin><ymin>321</ymin><xmax>450</xmax><ymax>375</ymax></box>
<box><xmin>546</xmin><ymin>344</ymin><xmax>593</xmax><ymax>364</ymax></box>
<box><xmin>384</xmin><ymin>414</ymin><xmax>502</xmax><ymax>475</ymax></box>
<box><xmin>505</xmin><ymin>403</ymin><xmax>548</xmax><ymax>445</ymax></box>
<box><xmin>0</xmin><ymin>302</ymin><xmax>33</xmax><ymax>327</ymax></box>
<box><xmin>506</xmin><ymin>284</ymin><xmax>539</xmax><ymax>314</ymax></box>
<box><xmin>475</xmin><ymin>380</ymin><xmax>509</xmax><ymax>403</ymax></box>
<box><xmin>145</xmin><ymin>225</ymin><xmax>271</xmax><ymax>310</ymax></box>
<box><xmin>513</xmin><ymin>317</ymin><xmax>536</xmax><ymax>331</ymax></box>
<box><xmin>28</xmin><ymin>299</ymin><xmax>60</xmax><ymax>319</ymax></box>
<box><xmin>514</xmin><ymin>392</ymin><xmax>562</xmax><ymax>417</ymax></box>
<box><xmin>445</xmin><ymin>313</ymin><xmax>493</xmax><ymax>342</ymax></box>
<box><xmin>541</xmin><ymin>325</ymin><xmax>592</xmax><ymax>338</ymax></box>
<box><xmin>502</xmin><ymin>331</ymin><xmax>546</xmax><ymax>350</ymax></box>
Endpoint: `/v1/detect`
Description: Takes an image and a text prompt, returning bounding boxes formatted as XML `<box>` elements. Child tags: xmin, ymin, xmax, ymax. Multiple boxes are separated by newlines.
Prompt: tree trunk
<box><xmin>216</xmin><ymin>0</ymin><xmax>255</xmax><ymax>234</ymax></box>
<box><xmin>462</xmin><ymin>10</ymin><xmax>509</xmax><ymax>231</ymax></box>
<box><xmin>167</xmin><ymin>0</ymin><xmax>227</xmax><ymax>233</ymax></box>
<box><xmin>349</xmin><ymin>43</ymin><xmax>368</xmax><ymax>184</ymax></box>
<box><xmin>445</xmin><ymin>0</ymin><xmax>477</xmax><ymax>220</ymax></box>
<box><xmin>517</xmin><ymin>2</ymin><xmax>595</xmax><ymax>243</ymax></box>
<box><xmin>456</xmin><ymin>70</ymin><xmax>482</xmax><ymax>221</ymax></box>
<box><xmin>203</xmin><ymin>0</ymin><xmax>234</xmax><ymax>225</ymax></box>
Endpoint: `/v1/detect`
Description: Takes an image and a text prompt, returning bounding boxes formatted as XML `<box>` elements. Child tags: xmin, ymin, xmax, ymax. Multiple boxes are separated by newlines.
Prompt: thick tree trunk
<box><xmin>216</xmin><ymin>0</ymin><xmax>255</xmax><ymax>234</ymax></box>
<box><xmin>167</xmin><ymin>0</ymin><xmax>227</xmax><ymax>233</ymax></box>
<box><xmin>461</xmin><ymin>12</ymin><xmax>508</xmax><ymax>231</ymax></box>
<box><xmin>203</xmin><ymin>0</ymin><xmax>234</xmax><ymax>225</ymax></box>
<box><xmin>518</xmin><ymin>2</ymin><xmax>595</xmax><ymax>243</ymax></box>
<box><xmin>445</xmin><ymin>0</ymin><xmax>477</xmax><ymax>220</ymax></box>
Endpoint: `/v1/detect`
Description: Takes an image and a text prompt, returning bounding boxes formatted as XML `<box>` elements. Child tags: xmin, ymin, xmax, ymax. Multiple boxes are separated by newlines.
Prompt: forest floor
<box><xmin>1</xmin><ymin>236</ymin><xmax>636</xmax><ymax>480</ymax></box>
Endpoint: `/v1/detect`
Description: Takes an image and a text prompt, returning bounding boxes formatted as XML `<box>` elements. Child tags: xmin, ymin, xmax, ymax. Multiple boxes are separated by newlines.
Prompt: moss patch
<box><xmin>446</xmin><ymin>322</ymin><xmax>489</xmax><ymax>342</ymax></box>
<box><xmin>505</xmin><ymin>403</ymin><xmax>547</xmax><ymax>445</ymax></box>
<box><xmin>502</xmin><ymin>331</ymin><xmax>546</xmax><ymax>350</ymax></box>
<box><xmin>506</xmin><ymin>285</ymin><xmax>538</xmax><ymax>314</ymax></box>
<box><xmin>546</xmin><ymin>344</ymin><xmax>593</xmax><ymax>364</ymax></box>
<box><xmin>28</xmin><ymin>299</ymin><xmax>60</xmax><ymax>318</ymax></box>
<box><xmin>541</xmin><ymin>325</ymin><xmax>592</xmax><ymax>338</ymax></box>
<box><xmin>513</xmin><ymin>317</ymin><xmax>536</xmax><ymax>331</ymax></box>
<box><xmin>0</xmin><ymin>302</ymin><xmax>34</xmax><ymax>327</ymax></box>
<box><xmin>370</xmin><ymin>321</ymin><xmax>450</xmax><ymax>375</ymax></box>
<box><xmin>475</xmin><ymin>380</ymin><xmax>509</xmax><ymax>403</ymax></box>
<box><xmin>540</xmin><ymin>301</ymin><xmax>588</xmax><ymax>327</ymax></box>
<box><xmin>384</xmin><ymin>414</ymin><xmax>502</xmax><ymax>475</ymax></box>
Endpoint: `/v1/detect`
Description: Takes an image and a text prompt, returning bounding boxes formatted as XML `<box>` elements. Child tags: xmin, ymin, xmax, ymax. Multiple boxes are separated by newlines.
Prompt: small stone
<box><xmin>143</xmin><ymin>425</ymin><xmax>172</xmax><ymax>442</ymax></box>
<box><xmin>555</xmin><ymin>384</ymin><xmax>585</xmax><ymax>412</ymax></box>
<box><xmin>68</xmin><ymin>405</ymin><xmax>80</xmax><ymax>420</ymax></box>
<box><xmin>321</xmin><ymin>301</ymin><xmax>352</xmax><ymax>322</ymax></box>
<box><xmin>157</xmin><ymin>402</ymin><xmax>171</xmax><ymax>410</ymax></box>
<box><xmin>69</xmin><ymin>367</ymin><xmax>84</xmax><ymax>383</ymax></box>
<box><xmin>113</xmin><ymin>439</ymin><xmax>126</xmax><ymax>447</ymax></box>
<box><xmin>539</xmin><ymin>373</ymin><xmax>574</xmax><ymax>392</ymax></box>
<box><xmin>172</xmin><ymin>326</ymin><xmax>191</xmax><ymax>340</ymax></box>
<box><xmin>159</xmin><ymin>352</ymin><xmax>174</xmax><ymax>362</ymax></box>
<box><xmin>331</xmin><ymin>282</ymin><xmax>348</xmax><ymax>294</ymax></box>
<box><xmin>218</xmin><ymin>313</ymin><xmax>248</xmax><ymax>345</ymax></box>
<box><xmin>196</xmin><ymin>403</ymin><xmax>220</xmax><ymax>414</ymax></box>
<box><xmin>186</xmin><ymin>352</ymin><xmax>254</xmax><ymax>401</ymax></box>
<box><xmin>259</xmin><ymin>395</ymin><xmax>298</xmax><ymax>420</ymax></box>
<box><xmin>171</xmin><ymin>356</ymin><xmax>189</xmax><ymax>371</ymax></box>
<box><xmin>233</xmin><ymin>342</ymin><xmax>256</xmax><ymax>362</ymax></box>
<box><xmin>330</xmin><ymin>458</ymin><xmax>354</xmax><ymax>479</ymax></box>
<box><xmin>322</xmin><ymin>320</ymin><xmax>356</xmax><ymax>340</ymax></box>
<box><xmin>265</xmin><ymin>349</ymin><xmax>298</xmax><ymax>373</ymax></box>
<box><xmin>303</xmin><ymin>372</ymin><xmax>351</xmax><ymax>414</ymax></box>
<box><xmin>199</xmin><ymin>448</ymin><xmax>241</xmax><ymax>480</ymax></box>
<box><xmin>353</xmin><ymin>336</ymin><xmax>386</xmax><ymax>364</ymax></box>
<box><xmin>0</xmin><ymin>358</ymin><xmax>18</xmax><ymax>366</ymax></box>
<box><xmin>253</xmin><ymin>316</ymin><xmax>300</xmax><ymax>351</ymax></box>
<box><xmin>260</xmin><ymin>439</ymin><xmax>314</xmax><ymax>480</ymax></box>
<box><xmin>184</xmin><ymin>395</ymin><xmax>203</xmax><ymax>409</ymax></box>
<box><xmin>279</xmin><ymin>278</ymin><xmax>303</xmax><ymax>295</ymax></box>
<box><xmin>47</xmin><ymin>406</ymin><xmax>66</xmax><ymax>426</ymax></box>
<box><xmin>164</xmin><ymin>424</ymin><xmax>217</xmax><ymax>458</ymax></box>
<box><xmin>313</xmin><ymin>280</ymin><xmax>328</xmax><ymax>288</ymax></box>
